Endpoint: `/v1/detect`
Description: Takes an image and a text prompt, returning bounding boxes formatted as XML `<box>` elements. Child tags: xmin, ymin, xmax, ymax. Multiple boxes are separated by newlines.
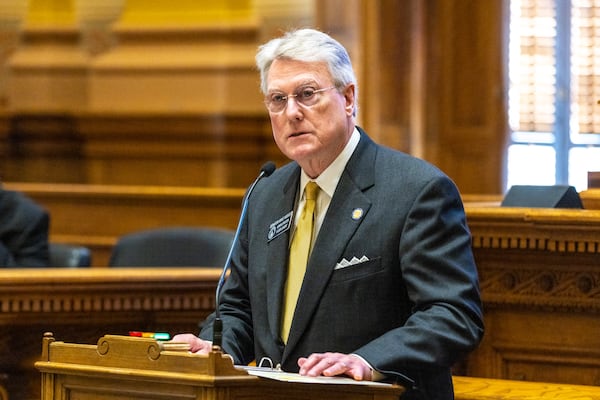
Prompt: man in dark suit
<box><xmin>173</xmin><ymin>28</ymin><xmax>484</xmax><ymax>400</ymax></box>
<box><xmin>0</xmin><ymin>187</ymin><xmax>50</xmax><ymax>267</ymax></box>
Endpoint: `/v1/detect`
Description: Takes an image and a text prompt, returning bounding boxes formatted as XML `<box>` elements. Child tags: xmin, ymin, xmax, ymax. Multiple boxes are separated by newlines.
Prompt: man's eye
<box><xmin>271</xmin><ymin>94</ymin><xmax>286</xmax><ymax>103</ymax></box>
<box><xmin>299</xmin><ymin>89</ymin><xmax>315</xmax><ymax>99</ymax></box>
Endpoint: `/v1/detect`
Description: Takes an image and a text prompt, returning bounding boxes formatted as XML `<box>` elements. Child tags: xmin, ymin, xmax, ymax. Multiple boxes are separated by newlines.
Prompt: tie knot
<box><xmin>305</xmin><ymin>182</ymin><xmax>319</xmax><ymax>201</ymax></box>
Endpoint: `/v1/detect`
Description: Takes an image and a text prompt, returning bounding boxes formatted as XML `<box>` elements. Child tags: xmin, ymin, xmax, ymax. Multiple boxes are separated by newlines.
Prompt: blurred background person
<box><xmin>0</xmin><ymin>185</ymin><xmax>50</xmax><ymax>267</ymax></box>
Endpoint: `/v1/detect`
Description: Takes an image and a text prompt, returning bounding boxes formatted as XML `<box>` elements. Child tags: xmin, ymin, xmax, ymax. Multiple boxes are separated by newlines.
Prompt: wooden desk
<box><xmin>0</xmin><ymin>268</ymin><xmax>220</xmax><ymax>400</ymax></box>
<box><xmin>463</xmin><ymin>206</ymin><xmax>600</xmax><ymax>386</ymax></box>
<box><xmin>580</xmin><ymin>188</ymin><xmax>600</xmax><ymax>209</ymax></box>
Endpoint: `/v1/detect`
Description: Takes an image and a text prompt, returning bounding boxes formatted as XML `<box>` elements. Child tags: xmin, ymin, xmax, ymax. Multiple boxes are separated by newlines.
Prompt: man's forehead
<box><xmin>267</xmin><ymin>59</ymin><xmax>331</xmax><ymax>90</ymax></box>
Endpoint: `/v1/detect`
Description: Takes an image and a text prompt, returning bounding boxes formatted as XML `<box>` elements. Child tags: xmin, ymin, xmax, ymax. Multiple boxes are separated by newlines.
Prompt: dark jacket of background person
<box><xmin>0</xmin><ymin>188</ymin><xmax>50</xmax><ymax>267</ymax></box>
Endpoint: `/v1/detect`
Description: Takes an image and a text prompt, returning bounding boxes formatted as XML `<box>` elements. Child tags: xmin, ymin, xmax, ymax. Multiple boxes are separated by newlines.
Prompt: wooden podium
<box><xmin>35</xmin><ymin>333</ymin><xmax>403</xmax><ymax>400</ymax></box>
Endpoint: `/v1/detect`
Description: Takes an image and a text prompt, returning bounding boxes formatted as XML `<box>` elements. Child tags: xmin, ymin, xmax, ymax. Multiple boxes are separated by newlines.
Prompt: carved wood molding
<box><xmin>466</xmin><ymin>207</ymin><xmax>600</xmax><ymax>312</ymax></box>
<box><xmin>467</xmin><ymin>207</ymin><xmax>600</xmax><ymax>254</ymax></box>
<box><xmin>478</xmin><ymin>264</ymin><xmax>600</xmax><ymax>312</ymax></box>
<box><xmin>0</xmin><ymin>268</ymin><xmax>220</xmax><ymax>316</ymax></box>
<box><xmin>0</xmin><ymin>292</ymin><xmax>214</xmax><ymax>315</ymax></box>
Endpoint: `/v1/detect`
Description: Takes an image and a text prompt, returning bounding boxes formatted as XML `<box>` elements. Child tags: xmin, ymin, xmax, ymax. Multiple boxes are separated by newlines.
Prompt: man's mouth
<box><xmin>290</xmin><ymin>131</ymin><xmax>308</xmax><ymax>138</ymax></box>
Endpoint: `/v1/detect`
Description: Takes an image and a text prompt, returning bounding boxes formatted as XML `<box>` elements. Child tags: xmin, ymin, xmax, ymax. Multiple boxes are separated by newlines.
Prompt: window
<box><xmin>508</xmin><ymin>0</ymin><xmax>600</xmax><ymax>191</ymax></box>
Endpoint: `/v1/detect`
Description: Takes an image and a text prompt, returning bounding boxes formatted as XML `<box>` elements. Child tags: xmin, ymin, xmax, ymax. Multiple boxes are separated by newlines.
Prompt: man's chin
<box><xmin>285</xmin><ymin>145</ymin><xmax>318</xmax><ymax>162</ymax></box>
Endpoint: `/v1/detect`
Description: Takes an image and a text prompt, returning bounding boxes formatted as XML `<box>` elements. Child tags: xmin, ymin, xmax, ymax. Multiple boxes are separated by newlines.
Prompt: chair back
<box><xmin>49</xmin><ymin>243</ymin><xmax>92</xmax><ymax>267</ymax></box>
<box><xmin>109</xmin><ymin>227</ymin><xmax>235</xmax><ymax>267</ymax></box>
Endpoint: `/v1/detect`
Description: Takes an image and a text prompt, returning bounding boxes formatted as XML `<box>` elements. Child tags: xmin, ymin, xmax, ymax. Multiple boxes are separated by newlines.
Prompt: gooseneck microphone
<box><xmin>212</xmin><ymin>161</ymin><xmax>276</xmax><ymax>351</ymax></box>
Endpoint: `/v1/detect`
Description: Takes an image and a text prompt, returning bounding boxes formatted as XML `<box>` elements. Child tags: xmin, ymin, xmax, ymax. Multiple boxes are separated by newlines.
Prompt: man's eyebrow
<box><xmin>267</xmin><ymin>80</ymin><xmax>319</xmax><ymax>93</ymax></box>
<box><xmin>295</xmin><ymin>80</ymin><xmax>319</xmax><ymax>87</ymax></box>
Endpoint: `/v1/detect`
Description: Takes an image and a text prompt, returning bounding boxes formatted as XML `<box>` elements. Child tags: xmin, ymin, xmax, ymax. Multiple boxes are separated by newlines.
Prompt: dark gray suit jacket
<box><xmin>0</xmin><ymin>189</ymin><xmax>50</xmax><ymax>267</ymax></box>
<box><xmin>200</xmin><ymin>128</ymin><xmax>484</xmax><ymax>400</ymax></box>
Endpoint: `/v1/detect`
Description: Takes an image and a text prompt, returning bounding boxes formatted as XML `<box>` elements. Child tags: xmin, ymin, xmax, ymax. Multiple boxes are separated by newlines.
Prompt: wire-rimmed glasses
<box><xmin>264</xmin><ymin>86</ymin><xmax>336</xmax><ymax>113</ymax></box>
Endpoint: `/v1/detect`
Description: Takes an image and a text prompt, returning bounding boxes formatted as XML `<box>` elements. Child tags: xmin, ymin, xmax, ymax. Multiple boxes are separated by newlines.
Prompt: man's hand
<box><xmin>297</xmin><ymin>352</ymin><xmax>373</xmax><ymax>381</ymax></box>
<box><xmin>170</xmin><ymin>333</ymin><xmax>213</xmax><ymax>354</ymax></box>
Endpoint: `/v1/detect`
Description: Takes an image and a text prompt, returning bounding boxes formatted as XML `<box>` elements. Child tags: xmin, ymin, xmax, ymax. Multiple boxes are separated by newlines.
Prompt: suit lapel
<box><xmin>283</xmin><ymin>130</ymin><xmax>377</xmax><ymax>359</ymax></box>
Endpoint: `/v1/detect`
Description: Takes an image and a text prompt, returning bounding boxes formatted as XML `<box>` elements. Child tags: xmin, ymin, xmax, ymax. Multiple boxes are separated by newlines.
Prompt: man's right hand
<box><xmin>170</xmin><ymin>333</ymin><xmax>213</xmax><ymax>354</ymax></box>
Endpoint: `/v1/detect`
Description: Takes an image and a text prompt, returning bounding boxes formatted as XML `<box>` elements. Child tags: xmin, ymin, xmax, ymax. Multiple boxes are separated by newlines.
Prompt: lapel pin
<box><xmin>351</xmin><ymin>208</ymin><xmax>364</xmax><ymax>220</ymax></box>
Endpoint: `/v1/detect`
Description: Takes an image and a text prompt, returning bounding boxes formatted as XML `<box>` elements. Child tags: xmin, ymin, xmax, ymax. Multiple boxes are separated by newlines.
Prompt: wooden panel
<box><xmin>7</xmin><ymin>27</ymin><xmax>89</xmax><ymax>111</ymax></box>
<box><xmin>3</xmin><ymin>20</ymin><xmax>290</xmax><ymax>188</ymax></box>
<box><xmin>5</xmin><ymin>2</ymin><xmax>511</xmax><ymax>194</ymax></box>
<box><xmin>0</xmin><ymin>268</ymin><xmax>221</xmax><ymax>400</ymax></box>
<box><xmin>316</xmin><ymin>1</ymin><xmax>507</xmax><ymax>194</ymax></box>
<box><xmin>590</xmin><ymin>171</ymin><xmax>600</xmax><ymax>188</ymax></box>
<box><xmin>8</xmin><ymin>20</ymin><xmax>264</xmax><ymax>113</ymax></box>
<box><xmin>463</xmin><ymin>206</ymin><xmax>600</xmax><ymax>386</ymax></box>
<box><xmin>0</xmin><ymin>112</ymin><xmax>286</xmax><ymax>187</ymax></box>
<box><xmin>427</xmin><ymin>0</ymin><xmax>507</xmax><ymax>194</ymax></box>
<box><xmin>88</xmin><ymin>24</ymin><xmax>263</xmax><ymax>113</ymax></box>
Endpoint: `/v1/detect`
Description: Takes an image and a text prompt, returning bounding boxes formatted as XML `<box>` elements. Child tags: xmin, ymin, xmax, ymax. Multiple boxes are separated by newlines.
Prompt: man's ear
<box><xmin>343</xmin><ymin>84</ymin><xmax>356</xmax><ymax>115</ymax></box>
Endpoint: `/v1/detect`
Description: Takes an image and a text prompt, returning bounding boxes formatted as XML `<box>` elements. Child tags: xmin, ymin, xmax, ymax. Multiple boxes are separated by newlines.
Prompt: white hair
<box><xmin>256</xmin><ymin>28</ymin><xmax>358</xmax><ymax>115</ymax></box>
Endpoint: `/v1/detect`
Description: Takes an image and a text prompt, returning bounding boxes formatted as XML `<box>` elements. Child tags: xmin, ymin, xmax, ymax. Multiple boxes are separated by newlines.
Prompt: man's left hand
<box><xmin>297</xmin><ymin>352</ymin><xmax>373</xmax><ymax>381</ymax></box>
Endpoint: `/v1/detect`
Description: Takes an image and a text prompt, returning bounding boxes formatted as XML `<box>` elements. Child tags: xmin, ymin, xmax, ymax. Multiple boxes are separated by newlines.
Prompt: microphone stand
<box><xmin>212</xmin><ymin>162</ymin><xmax>275</xmax><ymax>352</ymax></box>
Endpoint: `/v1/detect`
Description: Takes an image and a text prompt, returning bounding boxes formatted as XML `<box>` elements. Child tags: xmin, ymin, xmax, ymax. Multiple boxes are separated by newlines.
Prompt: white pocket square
<box><xmin>335</xmin><ymin>256</ymin><xmax>369</xmax><ymax>270</ymax></box>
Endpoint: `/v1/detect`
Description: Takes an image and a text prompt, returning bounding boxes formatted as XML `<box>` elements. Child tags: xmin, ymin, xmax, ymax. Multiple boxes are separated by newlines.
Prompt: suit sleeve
<box><xmin>354</xmin><ymin>175</ymin><xmax>484</xmax><ymax>377</ymax></box>
<box><xmin>0</xmin><ymin>242</ymin><xmax>15</xmax><ymax>266</ymax></box>
<box><xmin>0</xmin><ymin>192</ymin><xmax>50</xmax><ymax>268</ymax></box>
<box><xmin>12</xmin><ymin>210</ymin><xmax>50</xmax><ymax>267</ymax></box>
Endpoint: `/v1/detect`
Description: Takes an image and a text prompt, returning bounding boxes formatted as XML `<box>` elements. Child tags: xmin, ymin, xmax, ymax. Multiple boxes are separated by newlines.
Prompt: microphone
<box><xmin>212</xmin><ymin>161</ymin><xmax>276</xmax><ymax>351</ymax></box>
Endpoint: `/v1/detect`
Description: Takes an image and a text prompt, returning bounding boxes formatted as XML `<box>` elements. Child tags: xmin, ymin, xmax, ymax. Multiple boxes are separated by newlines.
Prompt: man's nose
<box><xmin>285</xmin><ymin>96</ymin><xmax>303</xmax><ymax>117</ymax></box>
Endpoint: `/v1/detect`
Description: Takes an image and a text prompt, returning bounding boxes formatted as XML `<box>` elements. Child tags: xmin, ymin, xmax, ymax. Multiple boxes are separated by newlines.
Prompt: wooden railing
<box><xmin>581</xmin><ymin>188</ymin><xmax>600</xmax><ymax>209</ymax></box>
<box><xmin>463</xmin><ymin>189</ymin><xmax>600</xmax><ymax>210</ymax></box>
<box><xmin>0</xmin><ymin>267</ymin><xmax>220</xmax><ymax>400</ymax></box>
<box><xmin>453</xmin><ymin>376</ymin><xmax>600</xmax><ymax>400</ymax></box>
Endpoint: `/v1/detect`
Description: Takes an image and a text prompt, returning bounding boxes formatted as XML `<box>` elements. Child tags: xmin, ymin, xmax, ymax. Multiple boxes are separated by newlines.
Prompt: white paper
<box><xmin>239</xmin><ymin>366</ymin><xmax>393</xmax><ymax>387</ymax></box>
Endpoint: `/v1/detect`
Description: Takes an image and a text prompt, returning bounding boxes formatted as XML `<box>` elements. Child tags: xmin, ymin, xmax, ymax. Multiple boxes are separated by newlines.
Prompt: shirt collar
<box><xmin>299</xmin><ymin>127</ymin><xmax>360</xmax><ymax>199</ymax></box>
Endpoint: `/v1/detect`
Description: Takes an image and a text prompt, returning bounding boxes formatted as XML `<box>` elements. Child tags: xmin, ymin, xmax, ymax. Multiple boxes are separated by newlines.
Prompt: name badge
<box><xmin>267</xmin><ymin>211</ymin><xmax>293</xmax><ymax>242</ymax></box>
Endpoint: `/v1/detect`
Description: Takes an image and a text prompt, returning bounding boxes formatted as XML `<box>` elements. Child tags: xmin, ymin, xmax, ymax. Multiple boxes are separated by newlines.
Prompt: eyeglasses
<box><xmin>264</xmin><ymin>86</ymin><xmax>336</xmax><ymax>113</ymax></box>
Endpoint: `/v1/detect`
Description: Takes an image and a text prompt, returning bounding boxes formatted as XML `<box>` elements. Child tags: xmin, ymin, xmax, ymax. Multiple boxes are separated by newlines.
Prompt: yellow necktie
<box><xmin>281</xmin><ymin>182</ymin><xmax>319</xmax><ymax>343</ymax></box>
